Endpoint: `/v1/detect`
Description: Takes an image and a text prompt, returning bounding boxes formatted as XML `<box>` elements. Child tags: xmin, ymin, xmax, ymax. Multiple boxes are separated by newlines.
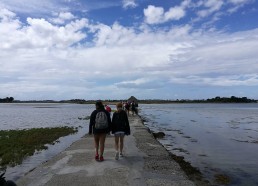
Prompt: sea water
<box><xmin>1</xmin><ymin>103</ymin><xmax>258</xmax><ymax>185</ymax></box>
<box><xmin>0</xmin><ymin>103</ymin><xmax>95</xmax><ymax>181</ymax></box>
<box><xmin>139</xmin><ymin>103</ymin><xmax>258</xmax><ymax>186</ymax></box>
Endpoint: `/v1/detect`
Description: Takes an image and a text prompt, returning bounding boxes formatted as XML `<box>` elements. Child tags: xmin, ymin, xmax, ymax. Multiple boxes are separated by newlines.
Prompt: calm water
<box><xmin>140</xmin><ymin>103</ymin><xmax>258</xmax><ymax>186</ymax></box>
<box><xmin>0</xmin><ymin>103</ymin><xmax>95</xmax><ymax>181</ymax></box>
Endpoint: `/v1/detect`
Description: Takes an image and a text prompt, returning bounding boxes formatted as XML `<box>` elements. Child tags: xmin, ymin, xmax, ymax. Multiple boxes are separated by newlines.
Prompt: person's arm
<box><xmin>106</xmin><ymin>110</ymin><xmax>112</xmax><ymax>132</ymax></box>
<box><xmin>124</xmin><ymin>111</ymin><xmax>130</xmax><ymax>135</ymax></box>
<box><xmin>89</xmin><ymin>111</ymin><xmax>95</xmax><ymax>134</ymax></box>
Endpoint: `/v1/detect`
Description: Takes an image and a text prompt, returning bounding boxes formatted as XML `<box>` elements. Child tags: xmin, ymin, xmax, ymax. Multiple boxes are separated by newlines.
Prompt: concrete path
<box><xmin>16</xmin><ymin>115</ymin><xmax>196</xmax><ymax>186</ymax></box>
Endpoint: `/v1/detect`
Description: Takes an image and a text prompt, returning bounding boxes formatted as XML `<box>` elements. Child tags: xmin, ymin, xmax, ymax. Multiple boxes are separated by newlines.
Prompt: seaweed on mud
<box><xmin>231</xmin><ymin>138</ymin><xmax>249</xmax><ymax>143</ymax></box>
<box><xmin>198</xmin><ymin>154</ymin><xmax>208</xmax><ymax>157</ymax></box>
<box><xmin>172</xmin><ymin>148</ymin><xmax>190</xmax><ymax>154</ymax></box>
<box><xmin>182</xmin><ymin>135</ymin><xmax>191</xmax><ymax>139</ymax></box>
<box><xmin>214</xmin><ymin>174</ymin><xmax>231</xmax><ymax>185</ymax></box>
<box><xmin>190</xmin><ymin>139</ymin><xmax>198</xmax><ymax>143</ymax></box>
<box><xmin>169</xmin><ymin>154</ymin><xmax>210</xmax><ymax>186</ymax></box>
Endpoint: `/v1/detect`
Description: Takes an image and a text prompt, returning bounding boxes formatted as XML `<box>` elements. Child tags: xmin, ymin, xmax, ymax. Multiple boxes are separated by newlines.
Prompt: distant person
<box><xmin>124</xmin><ymin>102</ymin><xmax>130</xmax><ymax>115</ymax></box>
<box><xmin>105</xmin><ymin>104</ymin><xmax>112</xmax><ymax>113</ymax></box>
<box><xmin>111</xmin><ymin>103</ymin><xmax>130</xmax><ymax>160</ymax></box>
<box><xmin>89</xmin><ymin>100</ymin><xmax>111</xmax><ymax>162</ymax></box>
<box><xmin>131</xmin><ymin>101</ymin><xmax>136</xmax><ymax>115</ymax></box>
<box><xmin>122</xmin><ymin>101</ymin><xmax>125</xmax><ymax>110</ymax></box>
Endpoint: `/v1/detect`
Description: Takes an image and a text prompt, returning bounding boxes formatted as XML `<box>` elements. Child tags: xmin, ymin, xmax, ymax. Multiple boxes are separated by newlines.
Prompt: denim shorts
<box><xmin>114</xmin><ymin>131</ymin><xmax>125</xmax><ymax>137</ymax></box>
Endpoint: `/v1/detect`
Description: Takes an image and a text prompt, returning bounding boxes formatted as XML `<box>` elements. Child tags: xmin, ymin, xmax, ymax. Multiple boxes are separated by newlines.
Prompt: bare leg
<box><xmin>119</xmin><ymin>136</ymin><xmax>124</xmax><ymax>154</ymax></box>
<box><xmin>115</xmin><ymin>136</ymin><xmax>119</xmax><ymax>152</ymax></box>
<box><xmin>99</xmin><ymin>133</ymin><xmax>106</xmax><ymax>156</ymax></box>
<box><xmin>94</xmin><ymin>134</ymin><xmax>100</xmax><ymax>155</ymax></box>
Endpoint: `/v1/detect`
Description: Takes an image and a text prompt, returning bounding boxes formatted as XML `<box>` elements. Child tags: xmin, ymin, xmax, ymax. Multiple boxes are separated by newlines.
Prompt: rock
<box><xmin>153</xmin><ymin>132</ymin><xmax>165</xmax><ymax>138</ymax></box>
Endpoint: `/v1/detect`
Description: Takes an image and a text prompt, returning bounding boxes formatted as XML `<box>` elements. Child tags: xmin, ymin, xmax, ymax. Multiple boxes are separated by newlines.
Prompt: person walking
<box><xmin>89</xmin><ymin>100</ymin><xmax>111</xmax><ymax>162</ymax></box>
<box><xmin>124</xmin><ymin>102</ymin><xmax>130</xmax><ymax>115</ymax></box>
<box><xmin>105</xmin><ymin>104</ymin><xmax>111</xmax><ymax>113</ymax></box>
<box><xmin>131</xmin><ymin>101</ymin><xmax>136</xmax><ymax>115</ymax></box>
<box><xmin>111</xmin><ymin>102</ymin><xmax>130</xmax><ymax>160</ymax></box>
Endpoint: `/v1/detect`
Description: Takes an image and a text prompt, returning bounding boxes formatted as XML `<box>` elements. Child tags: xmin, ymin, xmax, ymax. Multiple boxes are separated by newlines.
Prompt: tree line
<box><xmin>0</xmin><ymin>97</ymin><xmax>14</xmax><ymax>103</ymax></box>
<box><xmin>206</xmin><ymin>96</ymin><xmax>255</xmax><ymax>103</ymax></box>
<box><xmin>140</xmin><ymin>96</ymin><xmax>256</xmax><ymax>103</ymax></box>
<box><xmin>1</xmin><ymin>96</ymin><xmax>256</xmax><ymax>104</ymax></box>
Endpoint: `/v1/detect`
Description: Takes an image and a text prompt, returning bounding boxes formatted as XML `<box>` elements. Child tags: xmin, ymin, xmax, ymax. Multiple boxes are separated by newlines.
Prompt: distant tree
<box><xmin>0</xmin><ymin>97</ymin><xmax>14</xmax><ymax>103</ymax></box>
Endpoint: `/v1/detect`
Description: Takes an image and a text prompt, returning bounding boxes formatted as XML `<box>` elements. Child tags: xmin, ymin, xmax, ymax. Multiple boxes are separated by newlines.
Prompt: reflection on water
<box><xmin>0</xmin><ymin>103</ymin><xmax>95</xmax><ymax>181</ymax></box>
<box><xmin>140</xmin><ymin>103</ymin><xmax>258</xmax><ymax>186</ymax></box>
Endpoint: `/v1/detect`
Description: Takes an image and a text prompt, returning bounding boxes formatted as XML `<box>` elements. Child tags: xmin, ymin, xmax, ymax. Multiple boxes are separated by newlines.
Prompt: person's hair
<box><xmin>116</xmin><ymin>102</ymin><xmax>123</xmax><ymax>108</ymax></box>
<box><xmin>95</xmin><ymin>100</ymin><xmax>104</xmax><ymax>110</ymax></box>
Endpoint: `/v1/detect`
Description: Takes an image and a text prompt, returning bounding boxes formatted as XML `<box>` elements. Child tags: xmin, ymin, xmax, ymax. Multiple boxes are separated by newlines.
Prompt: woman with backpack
<box><xmin>89</xmin><ymin>100</ymin><xmax>111</xmax><ymax>162</ymax></box>
<box><xmin>111</xmin><ymin>102</ymin><xmax>130</xmax><ymax>160</ymax></box>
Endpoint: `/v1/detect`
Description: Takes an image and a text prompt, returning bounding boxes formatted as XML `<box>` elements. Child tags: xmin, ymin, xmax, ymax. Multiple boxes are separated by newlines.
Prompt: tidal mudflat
<box><xmin>140</xmin><ymin>103</ymin><xmax>258</xmax><ymax>186</ymax></box>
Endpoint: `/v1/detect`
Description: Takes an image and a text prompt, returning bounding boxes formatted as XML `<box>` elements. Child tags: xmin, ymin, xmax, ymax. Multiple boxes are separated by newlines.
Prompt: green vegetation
<box><xmin>0</xmin><ymin>127</ymin><xmax>78</xmax><ymax>168</ymax></box>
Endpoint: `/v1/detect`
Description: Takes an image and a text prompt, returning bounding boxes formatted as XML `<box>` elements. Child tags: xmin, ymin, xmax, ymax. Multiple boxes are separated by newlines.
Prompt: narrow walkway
<box><xmin>16</xmin><ymin>115</ymin><xmax>195</xmax><ymax>186</ymax></box>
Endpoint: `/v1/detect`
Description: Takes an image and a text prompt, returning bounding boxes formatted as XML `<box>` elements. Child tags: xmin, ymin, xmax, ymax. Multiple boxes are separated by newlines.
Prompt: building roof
<box><xmin>128</xmin><ymin>96</ymin><xmax>138</xmax><ymax>103</ymax></box>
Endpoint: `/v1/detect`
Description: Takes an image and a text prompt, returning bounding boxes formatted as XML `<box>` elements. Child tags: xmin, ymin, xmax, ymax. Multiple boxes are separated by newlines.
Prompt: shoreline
<box><xmin>136</xmin><ymin>115</ymin><xmax>210</xmax><ymax>186</ymax></box>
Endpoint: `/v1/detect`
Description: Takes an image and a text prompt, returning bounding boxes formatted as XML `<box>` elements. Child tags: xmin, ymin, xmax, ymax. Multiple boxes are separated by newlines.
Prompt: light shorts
<box><xmin>114</xmin><ymin>131</ymin><xmax>125</xmax><ymax>137</ymax></box>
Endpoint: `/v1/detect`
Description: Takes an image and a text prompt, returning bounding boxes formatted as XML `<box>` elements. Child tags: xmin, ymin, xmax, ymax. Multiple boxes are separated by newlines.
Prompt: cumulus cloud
<box><xmin>0</xmin><ymin>2</ymin><xmax>258</xmax><ymax>100</ymax></box>
<box><xmin>0</xmin><ymin>11</ymin><xmax>88</xmax><ymax>50</ymax></box>
<box><xmin>144</xmin><ymin>5</ymin><xmax>186</xmax><ymax>24</ymax></box>
<box><xmin>143</xmin><ymin>0</ymin><xmax>190</xmax><ymax>25</ymax></box>
<box><xmin>143</xmin><ymin>5</ymin><xmax>163</xmax><ymax>24</ymax></box>
<box><xmin>0</xmin><ymin>8</ymin><xmax>16</xmax><ymax>19</ymax></box>
<box><xmin>50</xmin><ymin>12</ymin><xmax>75</xmax><ymax>24</ymax></box>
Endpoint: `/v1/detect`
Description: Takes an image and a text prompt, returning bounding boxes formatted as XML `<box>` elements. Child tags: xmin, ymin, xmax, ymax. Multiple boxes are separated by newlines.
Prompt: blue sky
<box><xmin>1</xmin><ymin>0</ymin><xmax>258</xmax><ymax>100</ymax></box>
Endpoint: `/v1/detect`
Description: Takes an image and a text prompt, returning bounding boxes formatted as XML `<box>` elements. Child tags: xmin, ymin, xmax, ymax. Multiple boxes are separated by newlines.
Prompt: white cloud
<box><xmin>50</xmin><ymin>12</ymin><xmax>76</xmax><ymax>24</ymax></box>
<box><xmin>0</xmin><ymin>8</ymin><xmax>16</xmax><ymax>19</ymax></box>
<box><xmin>144</xmin><ymin>5</ymin><xmax>186</xmax><ymax>24</ymax></box>
<box><xmin>227</xmin><ymin>0</ymin><xmax>254</xmax><ymax>13</ymax></box>
<box><xmin>122</xmin><ymin>0</ymin><xmax>137</xmax><ymax>9</ymax></box>
<box><xmin>228</xmin><ymin>0</ymin><xmax>249</xmax><ymax>5</ymax></box>
<box><xmin>170</xmin><ymin>74</ymin><xmax>258</xmax><ymax>86</ymax></box>
<box><xmin>0</xmin><ymin>10</ymin><xmax>88</xmax><ymax>50</ymax></box>
<box><xmin>197</xmin><ymin>0</ymin><xmax>224</xmax><ymax>18</ymax></box>
<box><xmin>143</xmin><ymin>5</ymin><xmax>164</xmax><ymax>24</ymax></box>
<box><xmin>165</xmin><ymin>6</ymin><xmax>186</xmax><ymax>21</ymax></box>
<box><xmin>0</xmin><ymin>0</ymin><xmax>62</xmax><ymax>14</ymax></box>
<box><xmin>115</xmin><ymin>78</ymin><xmax>166</xmax><ymax>89</ymax></box>
<box><xmin>1</xmin><ymin>5</ymin><xmax>258</xmax><ymax>100</ymax></box>
<box><xmin>144</xmin><ymin>0</ymin><xmax>188</xmax><ymax>25</ymax></box>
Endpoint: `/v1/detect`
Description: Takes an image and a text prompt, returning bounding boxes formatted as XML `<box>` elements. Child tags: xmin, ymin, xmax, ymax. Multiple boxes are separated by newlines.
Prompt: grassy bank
<box><xmin>0</xmin><ymin>127</ymin><xmax>78</xmax><ymax>168</ymax></box>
